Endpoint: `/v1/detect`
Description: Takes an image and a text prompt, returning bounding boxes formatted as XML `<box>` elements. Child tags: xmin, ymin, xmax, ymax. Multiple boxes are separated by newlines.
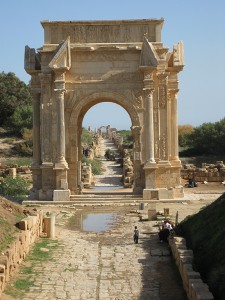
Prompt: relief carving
<box><xmin>132</xmin><ymin>90</ymin><xmax>143</xmax><ymax>109</ymax></box>
<box><xmin>160</xmin><ymin>134</ymin><xmax>167</xmax><ymax>160</ymax></box>
<box><xmin>159</xmin><ymin>86</ymin><xmax>166</xmax><ymax>108</ymax></box>
<box><xmin>155</xmin><ymin>140</ymin><xmax>159</xmax><ymax>158</ymax></box>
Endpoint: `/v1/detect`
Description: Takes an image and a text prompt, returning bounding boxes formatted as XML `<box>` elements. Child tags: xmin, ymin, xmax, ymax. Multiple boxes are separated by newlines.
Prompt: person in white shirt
<box><xmin>159</xmin><ymin>220</ymin><xmax>174</xmax><ymax>242</ymax></box>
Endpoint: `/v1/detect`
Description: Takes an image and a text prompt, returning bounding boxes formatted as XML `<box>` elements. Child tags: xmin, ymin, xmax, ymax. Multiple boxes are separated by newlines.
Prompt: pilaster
<box><xmin>39</xmin><ymin>73</ymin><xmax>53</xmax><ymax>167</ymax></box>
<box><xmin>169</xmin><ymin>89</ymin><xmax>181</xmax><ymax>167</ymax></box>
<box><xmin>157</xmin><ymin>72</ymin><xmax>170</xmax><ymax>164</ymax></box>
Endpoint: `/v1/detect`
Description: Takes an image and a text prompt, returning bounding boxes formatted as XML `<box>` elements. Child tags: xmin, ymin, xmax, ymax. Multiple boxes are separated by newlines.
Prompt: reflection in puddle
<box><xmin>67</xmin><ymin>212</ymin><xmax>118</xmax><ymax>232</ymax></box>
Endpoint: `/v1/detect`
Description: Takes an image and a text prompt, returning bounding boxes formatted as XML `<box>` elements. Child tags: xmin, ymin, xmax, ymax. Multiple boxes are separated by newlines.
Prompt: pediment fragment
<box><xmin>140</xmin><ymin>36</ymin><xmax>159</xmax><ymax>67</ymax></box>
<box><xmin>167</xmin><ymin>41</ymin><xmax>184</xmax><ymax>68</ymax></box>
<box><xmin>24</xmin><ymin>46</ymin><xmax>41</xmax><ymax>73</ymax></box>
<box><xmin>49</xmin><ymin>36</ymin><xmax>71</xmax><ymax>70</ymax></box>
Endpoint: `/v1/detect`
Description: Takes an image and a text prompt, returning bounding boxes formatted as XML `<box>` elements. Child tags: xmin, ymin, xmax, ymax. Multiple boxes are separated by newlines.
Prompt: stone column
<box><xmin>54</xmin><ymin>88</ymin><xmax>68</xmax><ymax>169</ymax></box>
<box><xmin>157</xmin><ymin>72</ymin><xmax>170</xmax><ymax>162</ymax></box>
<box><xmin>30</xmin><ymin>82</ymin><xmax>42</xmax><ymax>200</ymax></box>
<box><xmin>140</xmin><ymin>67</ymin><xmax>158</xmax><ymax>199</ymax></box>
<box><xmin>30</xmin><ymin>86</ymin><xmax>41</xmax><ymax>167</ymax></box>
<box><xmin>131</xmin><ymin>126</ymin><xmax>143</xmax><ymax>193</ymax></box>
<box><xmin>38</xmin><ymin>73</ymin><xmax>54</xmax><ymax>200</ymax></box>
<box><xmin>140</xmin><ymin>66</ymin><xmax>157</xmax><ymax>167</ymax></box>
<box><xmin>144</xmin><ymin>88</ymin><xmax>155</xmax><ymax>165</ymax></box>
<box><xmin>52</xmin><ymin>70</ymin><xmax>70</xmax><ymax>201</ymax></box>
<box><xmin>169</xmin><ymin>89</ymin><xmax>180</xmax><ymax>163</ymax></box>
<box><xmin>39</xmin><ymin>73</ymin><xmax>53</xmax><ymax>166</ymax></box>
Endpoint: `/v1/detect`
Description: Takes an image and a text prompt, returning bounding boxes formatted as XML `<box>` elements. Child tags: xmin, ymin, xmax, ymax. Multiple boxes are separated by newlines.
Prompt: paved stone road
<box><xmin>6</xmin><ymin>209</ymin><xmax>187</xmax><ymax>300</ymax></box>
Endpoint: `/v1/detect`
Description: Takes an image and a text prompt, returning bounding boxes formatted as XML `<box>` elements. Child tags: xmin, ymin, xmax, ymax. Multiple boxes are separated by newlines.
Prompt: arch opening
<box><xmin>78</xmin><ymin>101</ymin><xmax>135</xmax><ymax>194</ymax></box>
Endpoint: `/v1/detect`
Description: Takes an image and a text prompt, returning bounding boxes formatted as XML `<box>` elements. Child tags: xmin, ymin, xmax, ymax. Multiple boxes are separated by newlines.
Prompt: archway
<box><xmin>25</xmin><ymin>19</ymin><xmax>184</xmax><ymax>201</ymax></box>
<box><xmin>81</xmin><ymin>102</ymin><xmax>132</xmax><ymax>193</ymax></box>
<box><xmin>66</xmin><ymin>91</ymin><xmax>143</xmax><ymax>195</ymax></box>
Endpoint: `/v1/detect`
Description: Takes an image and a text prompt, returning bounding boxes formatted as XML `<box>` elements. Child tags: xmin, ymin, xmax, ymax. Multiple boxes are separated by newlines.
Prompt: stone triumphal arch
<box><xmin>25</xmin><ymin>19</ymin><xmax>184</xmax><ymax>201</ymax></box>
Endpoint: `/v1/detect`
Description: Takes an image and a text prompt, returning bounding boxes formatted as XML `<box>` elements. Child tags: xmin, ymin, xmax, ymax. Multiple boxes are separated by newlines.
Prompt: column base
<box><xmin>39</xmin><ymin>189</ymin><xmax>53</xmax><ymax>201</ymax></box>
<box><xmin>143</xmin><ymin>186</ymin><xmax>184</xmax><ymax>200</ymax></box>
<box><xmin>29</xmin><ymin>188</ymin><xmax>39</xmax><ymax>200</ymax></box>
<box><xmin>170</xmin><ymin>159</ymin><xmax>182</xmax><ymax>168</ymax></box>
<box><xmin>53</xmin><ymin>189</ymin><xmax>71</xmax><ymax>201</ymax></box>
<box><xmin>144</xmin><ymin>161</ymin><xmax>157</xmax><ymax>169</ymax></box>
<box><xmin>54</xmin><ymin>161</ymin><xmax>68</xmax><ymax>169</ymax></box>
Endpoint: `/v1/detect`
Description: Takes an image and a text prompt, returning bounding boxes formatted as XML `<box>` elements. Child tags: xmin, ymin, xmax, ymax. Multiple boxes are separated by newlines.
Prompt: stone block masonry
<box><xmin>0</xmin><ymin>211</ymin><xmax>44</xmax><ymax>298</ymax></box>
<box><xmin>169</xmin><ymin>236</ymin><xmax>214</xmax><ymax>300</ymax></box>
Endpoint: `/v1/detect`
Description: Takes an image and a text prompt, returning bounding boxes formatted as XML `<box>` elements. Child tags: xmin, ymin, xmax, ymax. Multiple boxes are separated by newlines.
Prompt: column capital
<box><xmin>143</xmin><ymin>88</ymin><xmax>154</xmax><ymax>97</ymax></box>
<box><xmin>131</xmin><ymin>125</ymin><xmax>142</xmax><ymax>134</ymax></box>
<box><xmin>157</xmin><ymin>72</ymin><xmax>170</xmax><ymax>84</ymax></box>
<box><xmin>54</xmin><ymin>88</ymin><xmax>66</xmax><ymax>96</ymax></box>
<box><xmin>168</xmin><ymin>88</ymin><xmax>179</xmax><ymax>96</ymax></box>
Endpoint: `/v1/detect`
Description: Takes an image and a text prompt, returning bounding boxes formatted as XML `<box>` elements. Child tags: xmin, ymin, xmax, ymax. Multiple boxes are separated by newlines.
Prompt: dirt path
<box><xmin>93</xmin><ymin>138</ymin><xmax>123</xmax><ymax>188</ymax></box>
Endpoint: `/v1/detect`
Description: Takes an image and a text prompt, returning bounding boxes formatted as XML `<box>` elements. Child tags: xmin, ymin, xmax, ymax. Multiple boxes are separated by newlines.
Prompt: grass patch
<box><xmin>5</xmin><ymin>238</ymin><xmax>63</xmax><ymax>298</ymax></box>
<box><xmin>0</xmin><ymin>215</ymin><xmax>17</xmax><ymax>253</ymax></box>
<box><xmin>28</xmin><ymin>239</ymin><xmax>61</xmax><ymax>261</ymax></box>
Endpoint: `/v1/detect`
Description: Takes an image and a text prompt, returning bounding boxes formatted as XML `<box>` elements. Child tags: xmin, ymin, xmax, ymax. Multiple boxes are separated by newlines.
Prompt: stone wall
<box><xmin>0</xmin><ymin>211</ymin><xmax>44</xmax><ymax>298</ymax></box>
<box><xmin>81</xmin><ymin>163</ymin><xmax>93</xmax><ymax>187</ymax></box>
<box><xmin>181</xmin><ymin>161</ymin><xmax>225</xmax><ymax>183</ymax></box>
<box><xmin>0</xmin><ymin>164</ymin><xmax>31</xmax><ymax>179</ymax></box>
<box><xmin>169</xmin><ymin>236</ymin><xmax>214</xmax><ymax>300</ymax></box>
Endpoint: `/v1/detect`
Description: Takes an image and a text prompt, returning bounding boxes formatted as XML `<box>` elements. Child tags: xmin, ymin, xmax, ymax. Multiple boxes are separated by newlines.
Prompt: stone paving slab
<box><xmin>4</xmin><ymin>210</ymin><xmax>187</xmax><ymax>300</ymax></box>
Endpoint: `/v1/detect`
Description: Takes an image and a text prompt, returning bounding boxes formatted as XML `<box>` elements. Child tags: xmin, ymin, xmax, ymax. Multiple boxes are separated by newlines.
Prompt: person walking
<box><xmin>133</xmin><ymin>226</ymin><xmax>139</xmax><ymax>244</ymax></box>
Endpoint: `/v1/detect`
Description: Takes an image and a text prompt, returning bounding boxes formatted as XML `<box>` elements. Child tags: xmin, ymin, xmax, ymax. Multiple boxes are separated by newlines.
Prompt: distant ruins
<box><xmin>25</xmin><ymin>18</ymin><xmax>184</xmax><ymax>201</ymax></box>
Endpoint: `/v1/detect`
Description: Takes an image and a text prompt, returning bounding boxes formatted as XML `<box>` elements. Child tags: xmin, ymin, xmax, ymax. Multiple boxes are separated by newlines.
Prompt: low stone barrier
<box><xmin>0</xmin><ymin>211</ymin><xmax>44</xmax><ymax>298</ymax></box>
<box><xmin>169</xmin><ymin>236</ymin><xmax>214</xmax><ymax>300</ymax></box>
<box><xmin>181</xmin><ymin>161</ymin><xmax>225</xmax><ymax>183</ymax></box>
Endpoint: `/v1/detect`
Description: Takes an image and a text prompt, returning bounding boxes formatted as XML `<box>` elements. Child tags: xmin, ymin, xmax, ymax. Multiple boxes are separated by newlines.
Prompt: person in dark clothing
<box><xmin>133</xmin><ymin>226</ymin><xmax>139</xmax><ymax>244</ymax></box>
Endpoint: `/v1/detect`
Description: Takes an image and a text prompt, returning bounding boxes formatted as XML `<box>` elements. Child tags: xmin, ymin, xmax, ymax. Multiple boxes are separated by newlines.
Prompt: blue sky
<box><xmin>1</xmin><ymin>0</ymin><xmax>225</xmax><ymax>130</ymax></box>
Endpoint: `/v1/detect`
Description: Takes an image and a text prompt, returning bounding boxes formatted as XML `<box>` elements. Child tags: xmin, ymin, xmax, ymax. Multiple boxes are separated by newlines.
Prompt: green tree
<box><xmin>7</xmin><ymin>105</ymin><xmax>33</xmax><ymax>135</ymax></box>
<box><xmin>186</xmin><ymin>118</ymin><xmax>225</xmax><ymax>155</ymax></box>
<box><xmin>0</xmin><ymin>72</ymin><xmax>31</xmax><ymax>127</ymax></box>
<box><xmin>178</xmin><ymin>125</ymin><xmax>194</xmax><ymax>147</ymax></box>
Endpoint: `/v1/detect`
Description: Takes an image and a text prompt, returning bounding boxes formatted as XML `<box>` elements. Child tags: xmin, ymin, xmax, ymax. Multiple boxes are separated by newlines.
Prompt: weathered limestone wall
<box><xmin>0</xmin><ymin>165</ymin><xmax>31</xmax><ymax>178</ymax></box>
<box><xmin>25</xmin><ymin>18</ymin><xmax>184</xmax><ymax>200</ymax></box>
<box><xmin>181</xmin><ymin>161</ymin><xmax>225</xmax><ymax>183</ymax></box>
<box><xmin>0</xmin><ymin>211</ymin><xmax>44</xmax><ymax>298</ymax></box>
<box><xmin>169</xmin><ymin>236</ymin><xmax>214</xmax><ymax>300</ymax></box>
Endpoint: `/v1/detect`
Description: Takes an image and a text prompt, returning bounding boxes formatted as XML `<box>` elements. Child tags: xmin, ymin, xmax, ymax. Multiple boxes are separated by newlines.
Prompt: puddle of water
<box><xmin>92</xmin><ymin>185</ymin><xmax>123</xmax><ymax>190</ymax></box>
<box><xmin>67</xmin><ymin>212</ymin><xmax>118</xmax><ymax>232</ymax></box>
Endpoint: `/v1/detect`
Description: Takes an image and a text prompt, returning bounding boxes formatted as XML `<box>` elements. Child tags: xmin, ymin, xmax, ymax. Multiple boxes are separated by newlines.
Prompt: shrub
<box><xmin>0</xmin><ymin>175</ymin><xmax>30</xmax><ymax>198</ymax></box>
<box><xmin>81</xmin><ymin>157</ymin><xmax>102</xmax><ymax>175</ymax></box>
